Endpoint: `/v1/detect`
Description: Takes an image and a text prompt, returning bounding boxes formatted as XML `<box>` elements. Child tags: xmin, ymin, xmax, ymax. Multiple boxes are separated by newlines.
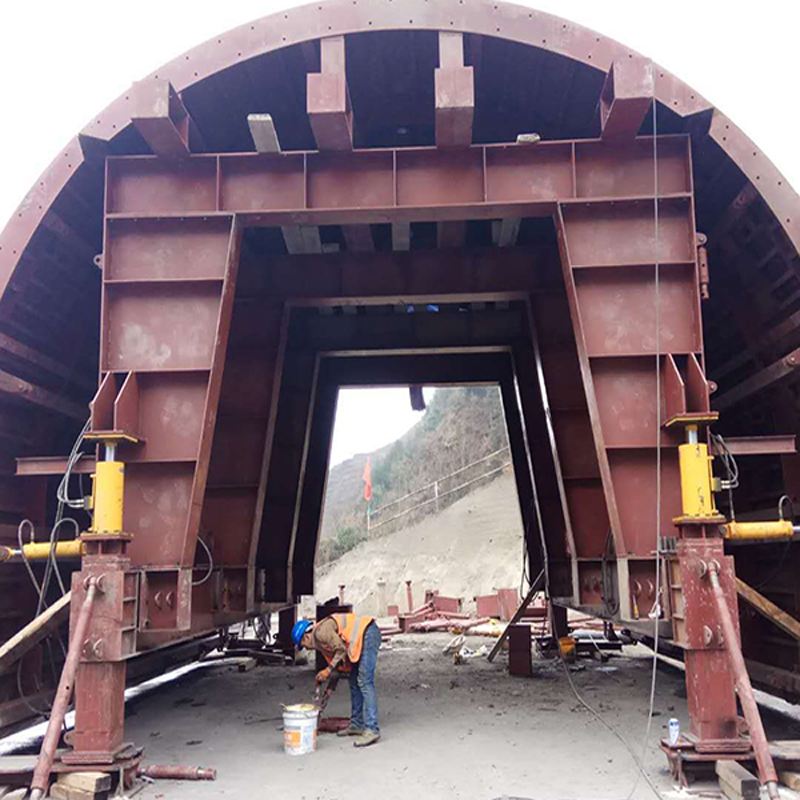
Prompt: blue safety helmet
<box><xmin>292</xmin><ymin>619</ymin><xmax>313</xmax><ymax>647</ymax></box>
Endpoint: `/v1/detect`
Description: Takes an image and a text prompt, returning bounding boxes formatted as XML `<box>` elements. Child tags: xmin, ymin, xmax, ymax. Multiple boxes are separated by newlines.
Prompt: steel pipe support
<box><xmin>137</xmin><ymin>764</ymin><xmax>217</xmax><ymax>781</ymax></box>
<box><xmin>29</xmin><ymin>577</ymin><xmax>101</xmax><ymax>797</ymax></box>
<box><xmin>707</xmin><ymin>562</ymin><xmax>779</xmax><ymax>798</ymax></box>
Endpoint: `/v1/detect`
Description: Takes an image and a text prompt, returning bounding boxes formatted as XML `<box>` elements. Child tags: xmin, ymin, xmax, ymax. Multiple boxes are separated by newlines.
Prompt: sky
<box><xmin>329</xmin><ymin>387</ymin><xmax>436</xmax><ymax>465</ymax></box>
<box><xmin>1</xmin><ymin>1</ymin><xmax>799</xmax><ymax>465</ymax></box>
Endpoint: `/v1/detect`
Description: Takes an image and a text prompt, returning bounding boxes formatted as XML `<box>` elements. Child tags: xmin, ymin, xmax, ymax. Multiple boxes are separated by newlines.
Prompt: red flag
<box><xmin>362</xmin><ymin>457</ymin><xmax>373</xmax><ymax>502</ymax></box>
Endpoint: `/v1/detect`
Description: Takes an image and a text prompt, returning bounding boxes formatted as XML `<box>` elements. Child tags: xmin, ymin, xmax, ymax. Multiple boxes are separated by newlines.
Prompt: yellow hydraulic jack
<box><xmin>87</xmin><ymin>440</ymin><xmax>126</xmax><ymax>537</ymax></box>
<box><xmin>0</xmin><ymin>441</ymin><xmax>128</xmax><ymax>564</ymax></box>
<box><xmin>673</xmin><ymin>425</ymin><xmax>798</xmax><ymax>540</ymax></box>
<box><xmin>673</xmin><ymin>425</ymin><xmax>725</xmax><ymax>525</ymax></box>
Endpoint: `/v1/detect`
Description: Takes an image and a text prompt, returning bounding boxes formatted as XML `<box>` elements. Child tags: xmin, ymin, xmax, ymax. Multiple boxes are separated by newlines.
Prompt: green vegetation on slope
<box><xmin>319</xmin><ymin>386</ymin><xmax>510</xmax><ymax>564</ymax></box>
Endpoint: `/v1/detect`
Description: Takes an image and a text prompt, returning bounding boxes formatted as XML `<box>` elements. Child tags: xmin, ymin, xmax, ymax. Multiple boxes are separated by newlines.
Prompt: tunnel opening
<box><xmin>312</xmin><ymin>383</ymin><xmax>525</xmax><ymax>618</ymax></box>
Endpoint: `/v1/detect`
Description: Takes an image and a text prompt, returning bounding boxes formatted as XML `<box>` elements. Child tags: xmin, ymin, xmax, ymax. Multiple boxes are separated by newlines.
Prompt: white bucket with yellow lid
<box><xmin>283</xmin><ymin>703</ymin><xmax>319</xmax><ymax>755</ymax></box>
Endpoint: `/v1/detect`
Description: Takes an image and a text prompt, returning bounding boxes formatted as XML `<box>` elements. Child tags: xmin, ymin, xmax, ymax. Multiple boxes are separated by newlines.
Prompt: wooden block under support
<box><xmin>715</xmin><ymin>760</ymin><xmax>759</xmax><ymax>800</ymax></box>
<box><xmin>56</xmin><ymin>772</ymin><xmax>111</xmax><ymax>793</ymax></box>
<box><xmin>50</xmin><ymin>783</ymin><xmax>110</xmax><ymax>800</ymax></box>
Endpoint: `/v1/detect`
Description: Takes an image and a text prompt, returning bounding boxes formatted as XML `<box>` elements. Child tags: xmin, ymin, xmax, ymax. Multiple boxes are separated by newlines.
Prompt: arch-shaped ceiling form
<box><xmin>1</xmin><ymin>0</ymin><xmax>798</xmax><ymax>305</ymax></box>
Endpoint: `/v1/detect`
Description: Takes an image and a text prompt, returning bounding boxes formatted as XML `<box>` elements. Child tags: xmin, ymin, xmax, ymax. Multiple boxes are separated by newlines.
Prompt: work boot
<box><xmin>353</xmin><ymin>730</ymin><xmax>380</xmax><ymax>748</ymax></box>
<box><xmin>336</xmin><ymin>725</ymin><xmax>365</xmax><ymax>737</ymax></box>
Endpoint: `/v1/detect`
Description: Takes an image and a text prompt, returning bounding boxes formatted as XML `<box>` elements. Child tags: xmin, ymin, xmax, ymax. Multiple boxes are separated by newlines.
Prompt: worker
<box><xmin>292</xmin><ymin>614</ymin><xmax>381</xmax><ymax>747</ymax></box>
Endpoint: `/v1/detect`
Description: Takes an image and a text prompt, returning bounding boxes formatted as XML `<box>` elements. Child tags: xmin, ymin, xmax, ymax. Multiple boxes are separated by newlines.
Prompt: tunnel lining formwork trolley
<box><xmin>1</xmin><ymin>1</ymin><xmax>799</xmax><ymax>792</ymax></box>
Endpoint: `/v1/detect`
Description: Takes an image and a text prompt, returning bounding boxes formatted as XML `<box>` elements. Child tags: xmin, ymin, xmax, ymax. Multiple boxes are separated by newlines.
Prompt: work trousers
<box><xmin>348</xmin><ymin>621</ymin><xmax>380</xmax><ymax>733</ymax></box>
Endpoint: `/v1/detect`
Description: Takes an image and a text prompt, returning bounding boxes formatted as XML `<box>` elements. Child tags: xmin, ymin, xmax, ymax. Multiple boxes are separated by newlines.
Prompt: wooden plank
<box><xmin>779</xmin><ymin>771</ymin><xmax>800</xmax><ymax>791</ymax></box>
<box><xmin>0</xmin><ymin>591</ymin><xmax>71</xmax><ymax>676</ymax></box>
<box><xmin>719</xmin><ymin>776</ymin><xmax>753</xmax><ymax>800</ymax></box>
<box><xmin>736</xmin><ymin>577</ymin><xmax>800</xmax><ymax>644</ymax></box>
<box><xmin>716</xmin><ymin>760</ymin><xmax>759</xmax><ymax>800</ymax></box>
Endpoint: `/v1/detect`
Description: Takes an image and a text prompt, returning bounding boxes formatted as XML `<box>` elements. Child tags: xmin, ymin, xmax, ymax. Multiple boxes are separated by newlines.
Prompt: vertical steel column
<box><xmin>676</xmin><ymin>539</ymin><xmax>741</xmax><ymax>745</ymax></box>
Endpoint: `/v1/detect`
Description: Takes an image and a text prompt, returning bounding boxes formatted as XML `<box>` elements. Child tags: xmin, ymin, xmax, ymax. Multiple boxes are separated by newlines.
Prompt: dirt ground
<box><xmin>315</xmin><ymin>474</ymin><xmax>525</xmax><ymax>617</ymax></box>
<box><xmin>117</xmin><ymin>633</ymin><xmax>800</xmax><ymax>800</ymax></box>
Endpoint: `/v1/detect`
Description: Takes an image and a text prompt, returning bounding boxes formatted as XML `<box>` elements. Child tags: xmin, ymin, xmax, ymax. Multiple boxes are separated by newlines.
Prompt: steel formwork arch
<box><xmin>1</xmin><ymin>0</ymin><xmax>798</xmax><ymax>300</ymax></box>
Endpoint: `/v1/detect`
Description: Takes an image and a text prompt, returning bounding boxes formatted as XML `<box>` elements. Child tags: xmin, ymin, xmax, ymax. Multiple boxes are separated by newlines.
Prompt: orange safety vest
<box><xmin>320</xmin><ymin>613</ymin><xmax>375</xmax><ymax>669</ymax></box>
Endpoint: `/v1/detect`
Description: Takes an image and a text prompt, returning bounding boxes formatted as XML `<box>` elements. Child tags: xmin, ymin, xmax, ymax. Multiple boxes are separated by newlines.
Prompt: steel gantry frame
<box><xmin>42</xmin><ymin>122</ymin><xmax>714</xmax><ymax>763</ymax></box>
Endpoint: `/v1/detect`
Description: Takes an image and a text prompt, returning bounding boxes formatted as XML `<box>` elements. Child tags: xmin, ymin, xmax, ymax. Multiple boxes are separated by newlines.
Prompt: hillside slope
<box><xmin>315</xmin><ymin>471</ymin><xmax>524</xmax><ymax>616</ymax></box>
<box><xmin>320</xmin><ymin>386</ymin><xmax>509</xmax><ymax>563</ymax></box>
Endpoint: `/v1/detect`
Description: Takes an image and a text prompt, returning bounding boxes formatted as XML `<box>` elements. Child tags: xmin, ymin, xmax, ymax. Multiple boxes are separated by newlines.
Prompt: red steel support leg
<box><xmin>707</xmin><ymin>560</ymin><xmax>780</xmax><ymax>798</ymax></box>
<box><xmin>70</xmin><ymin>662</ymin><xmax>127</xmax><ymax>760</ymax></box>
<box><xmin>30</xmin><ymin>578</ymin><xmax>100</xmax><ymax>799</ymax></box>
<box><xmin>64</xmin><ymin>537</ymin><xmax>135</xmax><ymax>766</ymax></box>
<box><xmin>676</xmin><ymin>540</ymin><xmax>741</xmax><ymax>747</ymax></box>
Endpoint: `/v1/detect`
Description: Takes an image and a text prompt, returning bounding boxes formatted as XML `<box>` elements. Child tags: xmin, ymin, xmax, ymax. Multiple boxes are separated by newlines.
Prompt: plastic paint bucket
<box><xmin>283</xmin><ymin>704</ymin><xmax>319</xmax><ymax>756</ymax></box>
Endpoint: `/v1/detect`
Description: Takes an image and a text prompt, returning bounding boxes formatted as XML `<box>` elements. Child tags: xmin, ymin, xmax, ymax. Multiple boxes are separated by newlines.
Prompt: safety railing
<box><xmin>366</xmin><ymin>446</ymin><xmax>511</xmax><ymax>533</ymax></box>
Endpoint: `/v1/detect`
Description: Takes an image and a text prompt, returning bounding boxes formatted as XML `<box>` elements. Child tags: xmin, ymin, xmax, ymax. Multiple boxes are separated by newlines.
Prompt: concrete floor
<box><xmin>119</xmin><ymin>633</ymin><xmax>790</xmax><ymax>800</ymax></box>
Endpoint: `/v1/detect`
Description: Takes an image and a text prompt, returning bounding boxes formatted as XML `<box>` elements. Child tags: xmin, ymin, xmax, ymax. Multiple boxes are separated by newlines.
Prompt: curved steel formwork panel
<box><xmin>1</xmin><ymin>0</ymin><xmax>800</xmax><ymax>765</ymax></box>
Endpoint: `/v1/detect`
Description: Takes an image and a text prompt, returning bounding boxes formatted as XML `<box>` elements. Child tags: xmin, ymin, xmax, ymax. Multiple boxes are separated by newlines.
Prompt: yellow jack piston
<box><xmin>678</xmin><ymin>437</ymin><xmax>718</xmax><ymax>519</ymax></box>
<box><xmin>721</xmin><ymin>520</ymin><xmax>795</xmax><ymax>541</ymax></box>
<box><xmin>0</xmin><ymin>539</ymin><xmax>83</xmax><ymax>562</ymax></box>
<box><xmin>91</xmin><ymin>460</ymin><xmax>125</xmax><ymax>535</ymax></box>
<box><xmin>22</xmin><ymin>539</ymin><xmax>83</xmax><ymax>560</ymax></box>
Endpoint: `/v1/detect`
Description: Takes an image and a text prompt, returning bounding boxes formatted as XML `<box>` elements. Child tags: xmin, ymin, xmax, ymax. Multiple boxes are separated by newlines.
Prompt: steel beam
<box><xmin>0</xmin><ymin>370</ymin><xmax>86</xmax><ymax>421</ymax></box>
<box><xmin>106</xmin><ymin>135</ymin><xmax>692</xmax><ymax>225</ymax></box>
<box><xmin>710</xmin><ymin>435</ymin><xmax>796</xmax><ymax>457</ymax></box>
<box><xmin>435</xmin><ymin>32</ymin><xmax>474</xmax><ymax>147</ymax></box>
<box><xmin>307</xmin><ymin>36</ymin><xmax>353</xmax><ymax>151</ymax></box>
<box><xmin>714</xmin><ymin>346</ymin><xmax>800</xmax><ymax>411</ymax></box>
<box><xmin>599</xmin><ymin>57</ymin><xmax>654</xmax><ymax>141</ymax></box>
<box><xmin>131</xmin><ymin>79</ymin><xmax>200</xmax><ymax>157</ymax></box>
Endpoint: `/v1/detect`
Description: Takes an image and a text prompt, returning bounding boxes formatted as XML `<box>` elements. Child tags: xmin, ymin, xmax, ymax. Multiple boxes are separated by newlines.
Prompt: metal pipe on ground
<box><xmin>29</xmin><ymin>577</ymin><xmax>100</xmax><ymax>800</ymax></box>
<box><xmin>707</xmin><ymin>562</ymin><xmax>779</xmax><ymax>799</ymax></box>
<box><xmin>138</xmin><ymin>765</ymin><xmax>217</xmax><ymax>781</ymax></box>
